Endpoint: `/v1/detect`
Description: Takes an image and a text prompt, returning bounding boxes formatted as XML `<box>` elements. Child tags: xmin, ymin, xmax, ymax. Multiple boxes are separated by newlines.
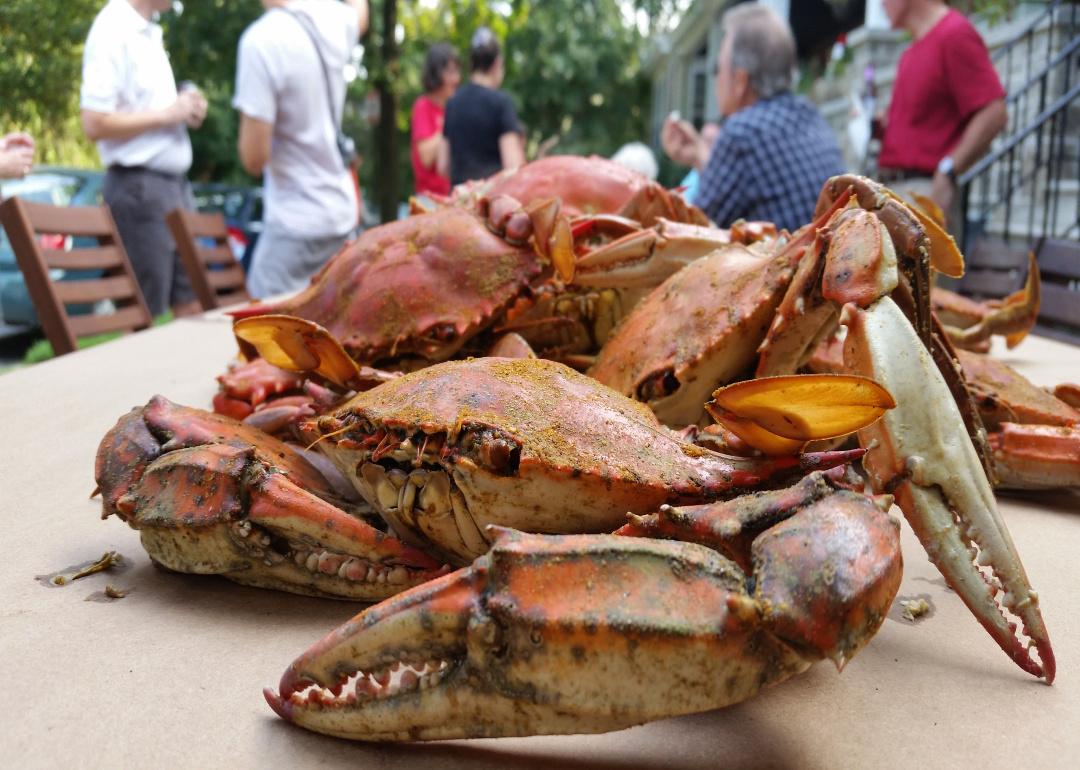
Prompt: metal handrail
<box><xmin>958</xmin><ymin>2</ymin><xmax>1079</xmax><ymax>253</ymax></box>
<box><xmin>960</xmin><ymin>80</ymin><xmax>1080</xmax><ymax>184</ymax></box>
<box><xmin>991</xmin><ymin>0</ymin><xmax>1062</xmax><ymax>62</ymax></box>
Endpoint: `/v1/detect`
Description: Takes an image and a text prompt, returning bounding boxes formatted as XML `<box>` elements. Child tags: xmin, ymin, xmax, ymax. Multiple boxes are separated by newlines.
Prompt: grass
<box><xmin>15</xmin><ymin>312</ymin><xmax>175</xmax><ymax>367</ymax></box>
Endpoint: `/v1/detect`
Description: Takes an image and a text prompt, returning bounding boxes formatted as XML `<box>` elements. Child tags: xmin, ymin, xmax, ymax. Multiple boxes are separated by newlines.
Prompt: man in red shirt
<box><xmin>878</xmin><ymin>0</ymin><xmax>1006</xmax><ymax>228</ymax></box>
<box><xmin>411</xmin><ymin>43</ymin><xmax>461</xmax><ymax>198</ymax></box>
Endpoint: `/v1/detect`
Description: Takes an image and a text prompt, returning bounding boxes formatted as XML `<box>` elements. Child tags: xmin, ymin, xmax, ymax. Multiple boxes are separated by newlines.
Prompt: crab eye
<box><xmin>476</xmin><ymin>429</ymin><xmax>521</xmax><ymax>475</ymax></box>
<box><xmin>637</xmin><ymin>368</ymin><xmax>680</xmax><ymax>401</ymax></box>
<box><xmin>431</xmin><ymin>324</ymin><xmax>458</xmax><ymax>343</ymax></box>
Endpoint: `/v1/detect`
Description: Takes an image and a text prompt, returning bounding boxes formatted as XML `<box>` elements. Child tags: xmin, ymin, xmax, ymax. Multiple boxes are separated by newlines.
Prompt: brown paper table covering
<box><xmin>2</xmin><ymin>317</ymin><xmax>1078</xmax><ymax>769</ymax></box>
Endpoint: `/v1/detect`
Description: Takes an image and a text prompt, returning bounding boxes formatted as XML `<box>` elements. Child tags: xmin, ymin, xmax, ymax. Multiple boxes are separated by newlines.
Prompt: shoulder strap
<box><xmin>279</xmin><ymin>7</ymin><xmax>341</xmax><ymax>128</ymax></box>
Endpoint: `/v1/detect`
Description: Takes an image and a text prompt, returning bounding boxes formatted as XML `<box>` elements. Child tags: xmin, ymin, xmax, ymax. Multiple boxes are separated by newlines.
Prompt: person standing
<box><xmin>444</xmin><ymin>27</ymin><xmax>524</xmax><ymax>187</ymax></box>
<box><xmin>0</xmin><ymin>132</ymin><xmax>35</xmax><ymax>181</ymax></box>
<box><xmin>410</xmin><ymin>43</ymin><xmax>461</xmax><ymax>199</ymax></box>
<box><xmin>80</xmin><ymin>0</ymin><xmax>207</xmax><ymax>317</ymax></box>
<box><xmin>878</xmin><ymin>0</ymin><xmax>1006</xmax><ymax>229</ymax></box>
<box><xmin>234</xmin><ymin>0</ymin><xmax>368</xmax><ymax>299</ymax></box>
<box><xmin>660</xmin><ymin>4</ymin><xmax>843</xmax><ymax>232</ymax></box>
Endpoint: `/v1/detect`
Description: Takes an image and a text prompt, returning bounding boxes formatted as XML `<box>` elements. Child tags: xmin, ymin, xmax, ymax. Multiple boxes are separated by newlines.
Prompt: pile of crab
<box><xmin>94</xmin><ymin>156</ymin><xmax>1074</xmax><ymax>743</ymax></box>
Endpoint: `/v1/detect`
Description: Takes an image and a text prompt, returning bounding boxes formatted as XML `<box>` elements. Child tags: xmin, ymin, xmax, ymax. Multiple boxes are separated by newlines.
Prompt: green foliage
<box><xmin>358</xmin><ymin>0</ymin><xmax>659</xmax><ymax>201</ymax></box>
<box><xmin>3</xmin><ymin>0</ymin><xmax>672</xmax><ymax>212</ymax></box>
<box><xmin>0</xmin><ymin>0</ymin><xmax>100</xmax><ymax>166</ymax></box>
<box><xmin>20</xmin><ymin>311</ymin><xmax>174</xmax><ymax>366</ymax></box>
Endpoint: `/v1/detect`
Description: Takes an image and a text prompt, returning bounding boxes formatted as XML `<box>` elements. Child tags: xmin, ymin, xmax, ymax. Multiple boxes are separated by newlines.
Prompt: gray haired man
<box><xmin>662</xmin><ymin>3</ymin><xmax>843</xmax><ymax>231</ymax></box>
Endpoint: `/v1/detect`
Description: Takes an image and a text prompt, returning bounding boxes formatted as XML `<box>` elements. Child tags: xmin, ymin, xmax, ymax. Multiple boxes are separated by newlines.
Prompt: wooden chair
<box><xmin>166</xmin><ymin>208</ymin><xmax>250</xmax><ymax>311</ymax></box>
<box><xmin>0</xmin><ymin>196</ymin><xmax>153</xmax><ymax>356</ymax></box>
<box><xmin>1034</xmin><ymin>237</ymin><xmax>1080</xmax><ymax>345</ymax></box>
<box><xmin>953</xmin><ymin>235</ymin><xmax>1030</xmax><ymax>297</ymax></box>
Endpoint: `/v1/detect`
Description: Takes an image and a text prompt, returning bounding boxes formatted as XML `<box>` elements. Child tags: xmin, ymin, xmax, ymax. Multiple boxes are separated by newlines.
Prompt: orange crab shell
<box><xmin>234</xmin><ymin>207</ymin><xmax>545</xmax><ymax>367</ymax></box>
<box><xmin>588</xmin><ymin>244</ymin><xmax>796</xmax><ymax>426</ymax></box>
<box><xmin>478</xmin><ymin>155</ymin><xmax>691</xmax><ymax>222</ymax></box>
<box><xmin>313</xmin><ymin>357</ymin><xmax>863</xmax><ymax>563</ymax></box>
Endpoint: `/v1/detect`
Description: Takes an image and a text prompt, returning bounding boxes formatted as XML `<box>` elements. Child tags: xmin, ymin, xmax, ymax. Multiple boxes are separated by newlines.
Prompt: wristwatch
<box><xmin>936</xmin><ymin>155</ymin><xmax>956</xmax><ymax>182</ymax></box>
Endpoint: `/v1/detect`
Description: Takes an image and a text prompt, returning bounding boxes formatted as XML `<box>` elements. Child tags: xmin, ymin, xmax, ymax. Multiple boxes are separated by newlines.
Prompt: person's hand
<box><xmin>661</xmin><ymin>115</ymin><xmax>708</xmax><ymax>169</ymax></box>
<box><xmin>0</xmin><ymin>133</ymin><xmax>35</xmax><ymax>180</ymax></box>
<box><xmin>168</xmin><ymin>89</ymin><xmax>209</xmax><ymax>129</ymax></box>
<box><xmin>1</xmin><ymin>131</ymin><xmax>35</xmax><ymax>151</ymax></box>
<box><xmin>931</xmin><ymin>171</ymin><xmax>955</xmax><ymax>225</ymax></box>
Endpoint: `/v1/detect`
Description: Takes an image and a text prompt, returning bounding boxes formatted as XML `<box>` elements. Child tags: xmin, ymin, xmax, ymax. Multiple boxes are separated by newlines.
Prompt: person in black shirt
<box><xmin>444</xmin><ymin>27</ymin><xmax>524</xmax><ymax>186</ymax></box>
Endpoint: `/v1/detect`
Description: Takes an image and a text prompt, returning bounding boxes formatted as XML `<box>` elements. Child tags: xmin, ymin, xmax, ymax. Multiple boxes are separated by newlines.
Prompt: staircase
<box><xmin>954</xmin><ymin>0</ymin><xmax>1080</xmax><ymax>344</ymax></box>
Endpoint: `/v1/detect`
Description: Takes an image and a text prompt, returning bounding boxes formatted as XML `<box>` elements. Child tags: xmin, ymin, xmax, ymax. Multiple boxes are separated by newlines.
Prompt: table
<box><xmin>2</xmin><ymin>318</ymin><xmax>1078</xmax><ymax>769</ymax></box>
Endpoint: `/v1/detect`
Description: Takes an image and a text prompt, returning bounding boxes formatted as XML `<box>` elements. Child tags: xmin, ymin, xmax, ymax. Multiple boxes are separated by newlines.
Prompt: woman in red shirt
<box><xmin>411</xmin><ymin>43</ymin><xmax>461</xmax><ymax>198</ymax></box>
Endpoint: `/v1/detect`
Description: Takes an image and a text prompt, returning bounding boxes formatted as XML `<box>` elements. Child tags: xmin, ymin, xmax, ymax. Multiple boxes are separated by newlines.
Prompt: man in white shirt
<box><xmin>81</xmin><ymin>0</ymin><xmax>207</xmax><ymax>317</ymax></box>
<box><xmin>234</xmin><ymin>0</ymin><xmax>368</xmax><ymax>299</ymax></box>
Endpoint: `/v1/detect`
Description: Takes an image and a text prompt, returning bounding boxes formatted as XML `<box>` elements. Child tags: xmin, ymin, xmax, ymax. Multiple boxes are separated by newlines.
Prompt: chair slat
<box><xmin>1040</xmin><ymin>283</ymin><xmax>1080</xmax><ymax>327</ymax></box>
<box><xmin>959</xmin><ymin>270</ymin><xmax>1021</xmax><ymax>297</ymax></box>
<box><xmin>207</xmin><ymin>266</ymin><xmax>247</xmax><ymax>291</ymax></box>
<box><xmin>1038</xmin><ymin>239</ymin><xmax>1080</xmax><ymax>279</ymax></box>
<box><xmin>54</xmin><ymin>276</ymin><xmax>137</xmax><ymax>305</ymax></box>
<box><xmin>200</xmin><ymin>245</ymin><xmax>237</xmax><ymax>266</ymax></box>
<box><xmin>20</xmin><ymin>200</ymin><xmax>115</xmax><ymax>238</ymax></box>
<box><xmin>182</xmin><ymin>210</ymin><xmax>232</xmax><ymax>237</ymax></box>
<box><xmin>43</xmin><ymin>246</ymin><xmax>125</xmax><ymax>271</ymax></box>
<box><xmin>167</xmin><ymin>208</ymin><xmax>250</xmax><ymax>311</ymax></box>
<box><xmin>215</xmin><ymin>290</ymin><xmax>251</xmax><ymax>309</ymax></box>
<box><xmin>68</xmin><ymin>305</ymin><xmax>149</xmax><ymax>338</ymax></box>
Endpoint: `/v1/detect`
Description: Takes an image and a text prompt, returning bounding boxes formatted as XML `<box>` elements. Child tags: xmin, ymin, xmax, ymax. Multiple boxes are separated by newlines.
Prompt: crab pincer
<box><xmin>263</xmin><ymin>472</ymin><xmax>901</xmax><ymax>741</ymax></box>
<box><xmin>95</xmin><ymin>396</ymin><xmax>448</xmax><ymax>601</ymax></box>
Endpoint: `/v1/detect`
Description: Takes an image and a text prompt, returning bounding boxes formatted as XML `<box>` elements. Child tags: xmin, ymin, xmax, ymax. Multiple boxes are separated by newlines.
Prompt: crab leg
<box><xmin>943</xmin><ymin>252</ymin><xmax>1041</xmax><ymax>351</ymax></box>
<box><xmin>572</xmin><ymin>218</ymin><xmax>756</xmax><ymax>288</ymax></box>
<box><xmin>841</xmin><ymin>298</ymin><xmax>1055</xmax><ymax>682</ymax></box>
<box><xmin>988</xmin><ymin>423</ymin><xmax>1080</xmax><ymax>490</ymax></box>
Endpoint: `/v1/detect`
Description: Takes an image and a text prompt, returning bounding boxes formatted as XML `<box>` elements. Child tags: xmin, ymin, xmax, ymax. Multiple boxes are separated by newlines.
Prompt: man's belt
<box><xmin>107</xmin><ymin>165</ymin><xmax>184</xmax><ymax>182</ymax></box>
<box><xmin>878</xmin><ymin>167</ymin><xmax>932</xmax><ymax>183</ymax></box>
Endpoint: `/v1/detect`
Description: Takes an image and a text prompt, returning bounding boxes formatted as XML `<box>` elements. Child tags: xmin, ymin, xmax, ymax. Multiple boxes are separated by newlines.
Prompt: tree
<box><xmin>0</xmin><ymin>0</ymin><xmax>100</xmax><ymax>166</ymax></box>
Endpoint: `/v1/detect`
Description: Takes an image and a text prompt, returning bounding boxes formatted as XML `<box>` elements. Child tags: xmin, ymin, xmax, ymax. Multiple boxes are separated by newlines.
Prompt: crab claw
<box><xmin>841</xmin><ymin>297</ymin><xmax>1055</xmax><ymax>682</ymax></box>
<box><xmin>945</xmin><ymin>252</ymin><xmax>1041</xmax><ymax>351</ymax></box>
<box><xmin>96</xmin><ymin>397</ymin><xmax>446</xmax><ymax>600</ymax></box>
<box><xmin>267</xmin><ymin>524</ymin><xmax>893</xmax><ymax>741</ymax></box>
<box><xmin>617</xmin><ymin>472</ymin><xmax>902</xmax><ymax>670</ymax></box>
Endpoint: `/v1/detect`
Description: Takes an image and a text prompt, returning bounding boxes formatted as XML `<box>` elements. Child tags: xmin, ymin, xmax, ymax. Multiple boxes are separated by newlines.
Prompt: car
<box><xmin>0</xmin><ymin>167</ymin><xmax>105</xmax><ymax>333</ymax></box>
<box><xmin>192</xmin><ymin>183</ymin><xmax>263</xmax><ymax>273</ymax></box>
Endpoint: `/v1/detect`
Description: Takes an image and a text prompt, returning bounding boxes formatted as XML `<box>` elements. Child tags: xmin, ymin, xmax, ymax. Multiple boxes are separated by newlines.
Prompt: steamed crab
<box><xmin>98</xmin><ymin>357</ymin><xmax>876</xmax><ymax>586</ymax></box>
<box><xmin>580</xmin><ymin>173</ymin><xmax>1054</xmax><ymax>683</ymax></box>
<box><xmin>931</xmin><ymin>252</ymin><xmax>1041</xmax><ymax>352</ymax></box>
<box><xmin>220</xmin><ymin>192</ymin><xmax>747</xmax><ymax>417</ymax></box>
<box><xmin>957</xmin><ymin>349</ymin><xmax>1080</xmax><ymax>490</ymax></box>
<box><xmin>445</xmin><ymin>154</ymin><xmax>710</xmax><ymax>226</ymax></box>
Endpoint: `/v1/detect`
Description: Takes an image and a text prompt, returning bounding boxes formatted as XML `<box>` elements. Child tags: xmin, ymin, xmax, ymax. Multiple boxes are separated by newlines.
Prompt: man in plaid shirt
<box><xmin>662</xmin><ymin>4</ymin><xmax>843</xmax><ymax>232</ymax></box>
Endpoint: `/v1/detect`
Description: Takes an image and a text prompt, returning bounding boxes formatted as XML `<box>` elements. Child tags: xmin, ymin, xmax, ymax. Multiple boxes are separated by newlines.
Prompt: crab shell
<box><xmin>311</xmin><ymin>357</ymin><xmax>863</xmax><ymax>565</ymax></box>
<box><xmin>957</xmin><ymin>349</ymin><xmax>1080</xmax><ymax>430</ymax></box>
<box><xmin>588</xmin><ymin>243</ymin><xmax>796</xmax><ymax>426</ymax></box>
<box><xmin>232</xmin><ymin>206</ymin><xmax>546</xmax><ymax>369</ymax></box>
<box><xmin>461</xmin><ymin>155</ymin><xmax>708</xmax><ymax>225</ymax></box>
